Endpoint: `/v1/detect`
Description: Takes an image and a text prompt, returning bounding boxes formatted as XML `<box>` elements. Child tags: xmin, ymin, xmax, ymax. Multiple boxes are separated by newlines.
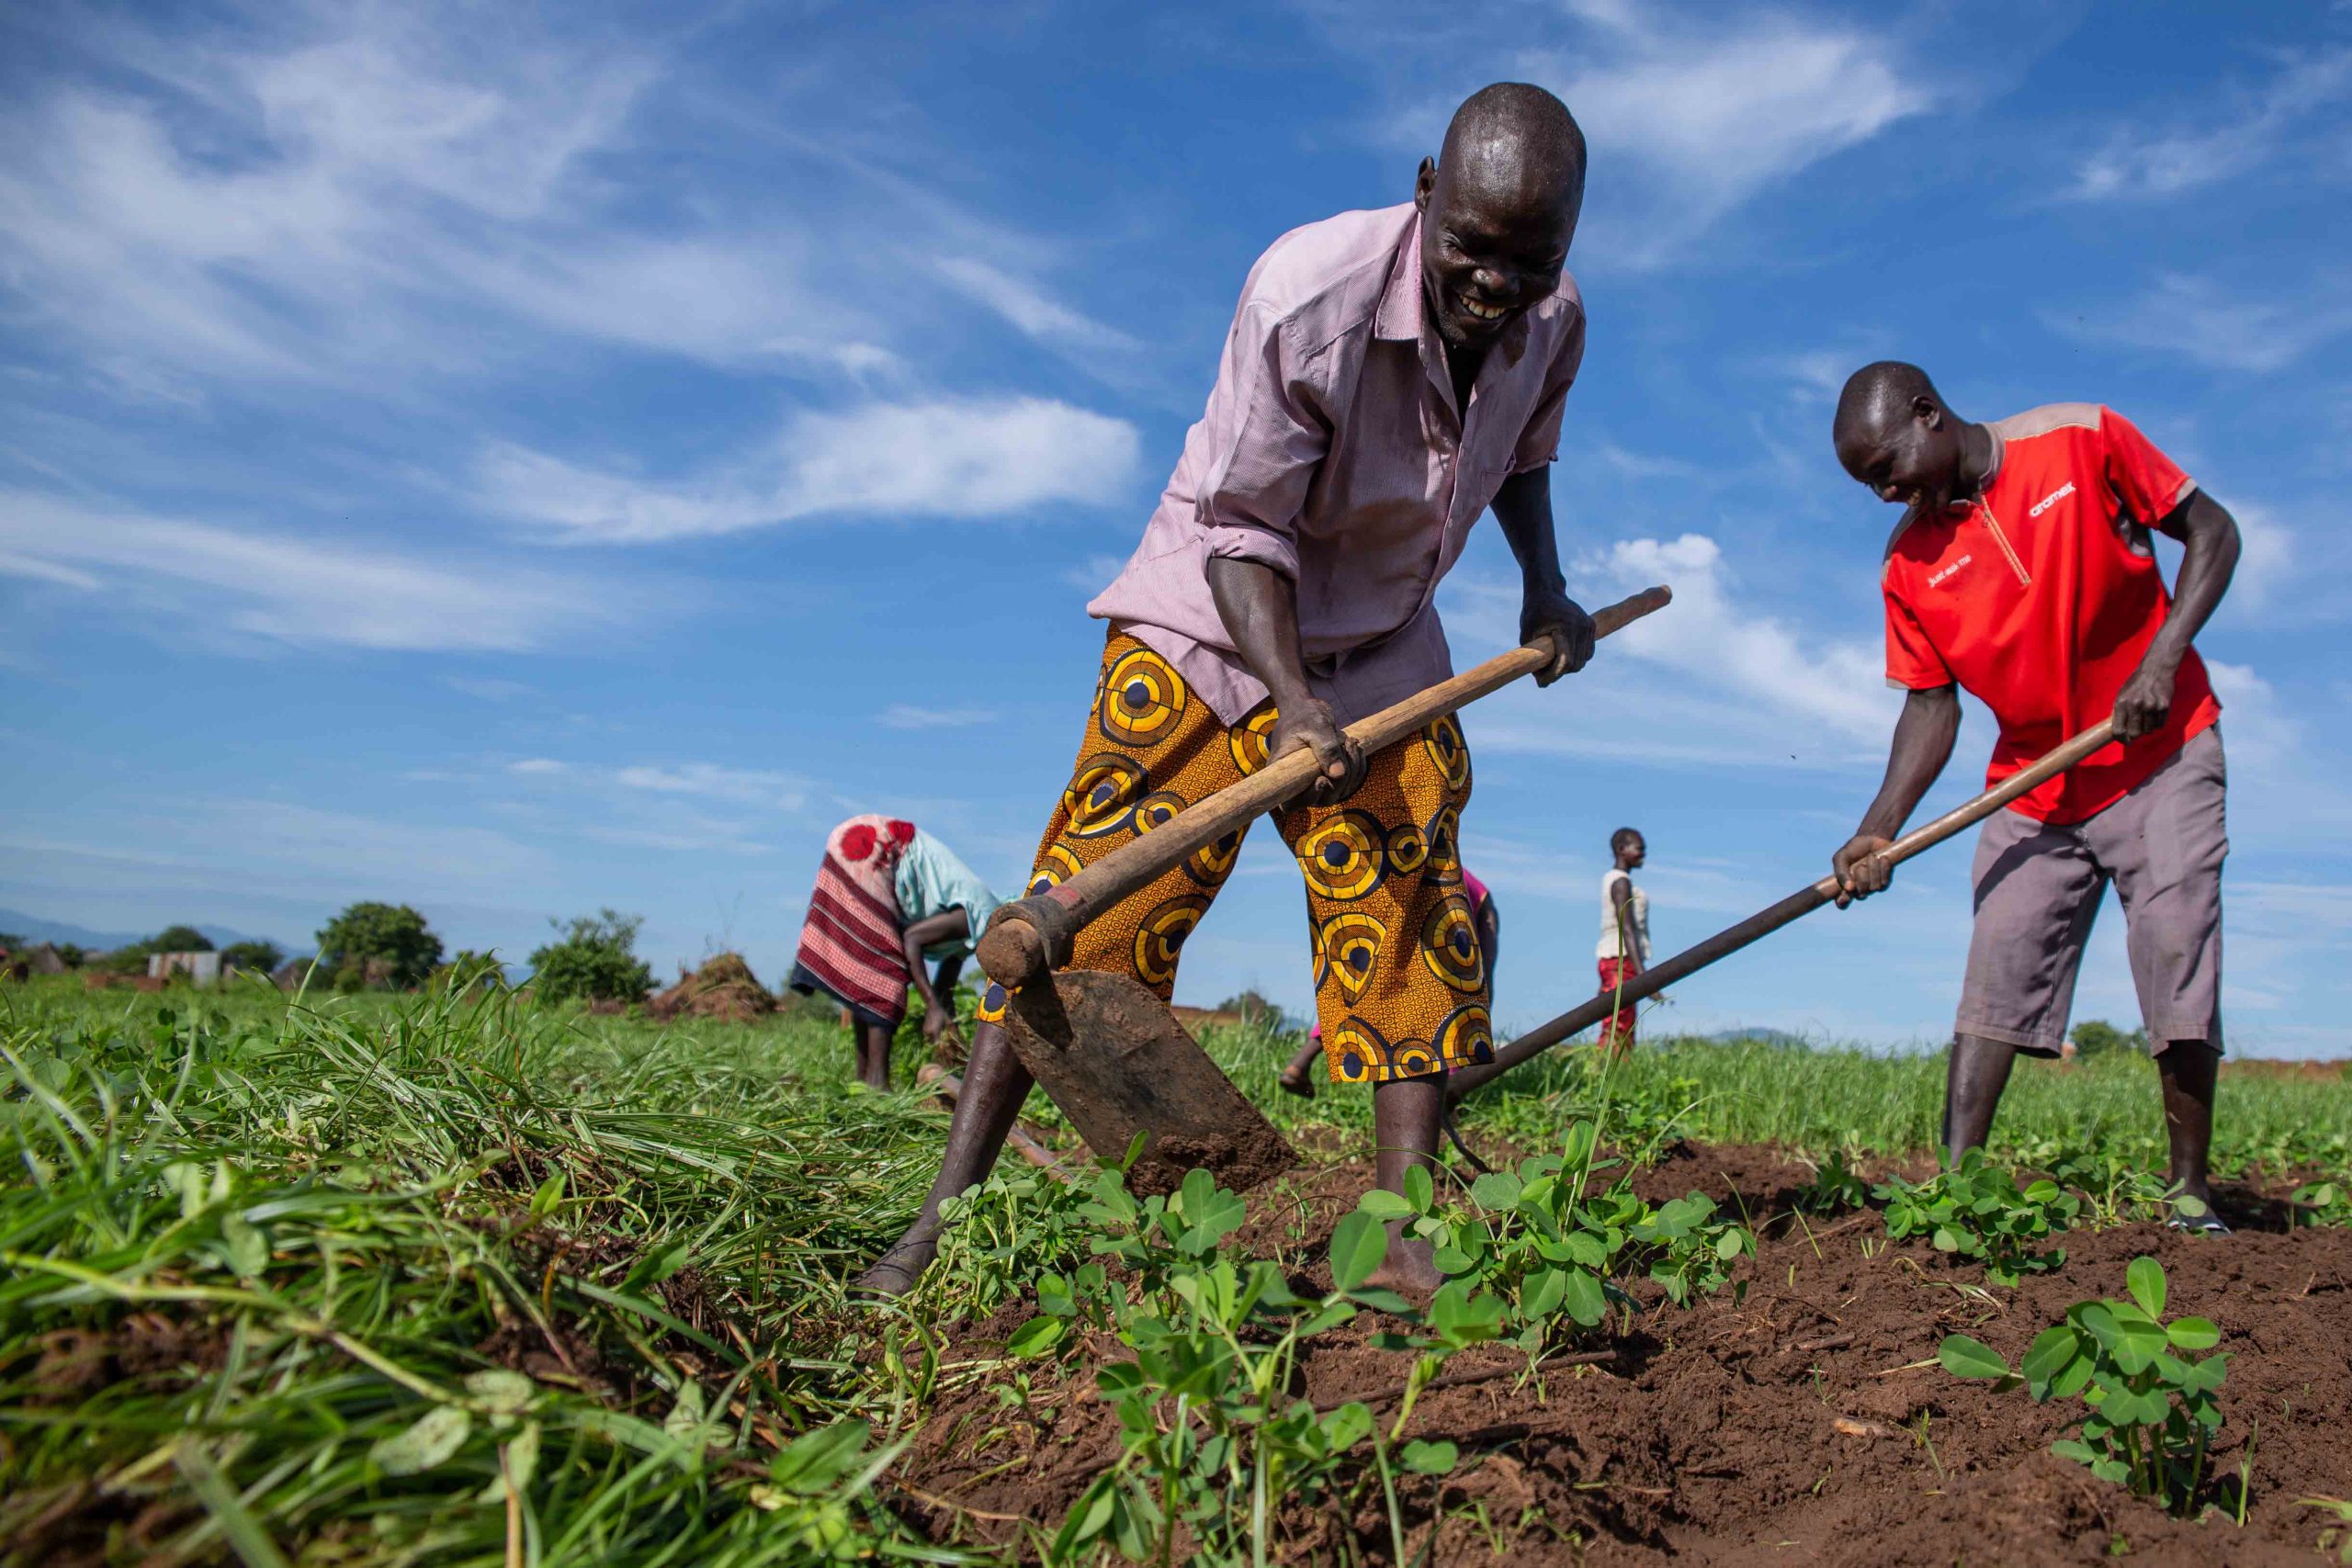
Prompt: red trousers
<box><xmin>1597</xmin><ymin>957</ymin><xmax>1638</xmax><ymax>1055</ymax></box>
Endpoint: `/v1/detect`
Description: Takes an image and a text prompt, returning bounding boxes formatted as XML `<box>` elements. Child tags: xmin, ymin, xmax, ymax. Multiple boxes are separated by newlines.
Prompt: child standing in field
<box><xmin>1598</xmin><ymin>828</ymin><xmax>1648</xmax><ymax>1056</ymax></box>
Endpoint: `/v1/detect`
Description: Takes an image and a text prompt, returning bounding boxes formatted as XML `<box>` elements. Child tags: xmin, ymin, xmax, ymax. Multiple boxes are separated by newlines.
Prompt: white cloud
<box><xmin>474</xmin><ymin>397</ymin><xmax>1141</xmax><ymax>544</ymax></box>
<box><xmin>2067</xmin><ymin>49</ymin><xmax>2352</xmax><ymax>202</ymax></box>
<box><xmin>508</xmin><ymin>758</ymin><xmax>570</xmax><ymax>776</ymax></box>
<box><xmin>1062</xmin><ymin>552</ymin><xmax>1129</xmax><ymax>594</ymax></box>
<box><xmin>933</xmin><ymin>256</ymin><xmax>1139</xmax><ymax>355</ymax></box>
<box><xmin>1514</xmin><ymin>8</ymin><xmax>1931</xmax><ymax>266</ymax></box>
<box><xmin>0</xmin><ymin>550</ymin><xmax>102</xmax><ymax>590</ymax></box>
<box><xmin>2226</xmin><ymin>502</ymin><xmax>2292</xmax><ymax>612</ymax></box>
<box><xmin>2054</xmin><ymin>274</ymin><xmax>2352</xmax><ymax>375</ymax></box>
<box><xmin>0</xmin><ymin>490</ymin><xmax>616</xmax><ymax>652</ymax></box>
<box><xmin>612</xmin><ymin>763</ymin><xmax>808</xmax><ymax>810</ymax></box>
<box><xmin>2203</xmin><ymin>660</ymin><xmax>2299</xmax><ymax>770</ymax></box>
<box><xmin>879</xmin><ymin>705</ymin><xmax>996</xmax><ymax>729</ymax></box>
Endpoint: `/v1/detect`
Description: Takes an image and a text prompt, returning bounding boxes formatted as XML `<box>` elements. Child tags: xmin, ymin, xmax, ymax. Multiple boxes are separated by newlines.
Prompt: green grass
<box><xmin>0</xmin><ymin>975</ymin><xmax>2343</xmax><ymax>1565</ymax></box>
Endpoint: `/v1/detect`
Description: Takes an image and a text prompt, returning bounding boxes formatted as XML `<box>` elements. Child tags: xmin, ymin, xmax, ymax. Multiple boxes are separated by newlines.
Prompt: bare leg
<box><xmin>1277</xmin><ymin>1039</ymin><xmax>1323</xmax><ymax>1099</ymax></box>
<box><xmin>856</xmin><ymin>1021</ymin><xmax>895</xmax><ymax>1091</ymax></box>
<box><xmin>2155</xmin><ymin>1040</ymin><xmax>2219</xmax><ymax>1211</ymax></box>
<box><xmin>1942</xmin><ymin>1032</ymin><xmax>2018</xmax><ymax>1164</ymax></box>
<box><xmin>1363</xmin><ymin>1073</ymin><xmax>1446</xmax><ymax>1299</ymax></box>
<box><xmin>852</xmin><ymin>1020</ymin><xmax>1034</xmax><ymax>1297</ymax></box>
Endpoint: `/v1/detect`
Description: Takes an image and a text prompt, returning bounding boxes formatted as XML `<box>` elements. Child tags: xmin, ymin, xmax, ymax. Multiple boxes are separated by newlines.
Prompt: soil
<box><xmin>646</xmin><ymin>952</ymin><xmax>777</xmax><ymax>1023</ymax></box>
<box><xmin>883</xmin><ymin>1140</ymin><xmax>2352</xmax><ymax>1565</ymax></box>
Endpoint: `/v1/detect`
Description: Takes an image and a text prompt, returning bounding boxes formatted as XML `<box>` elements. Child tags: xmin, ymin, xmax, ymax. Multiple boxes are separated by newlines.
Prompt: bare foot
<box><xmin>1363</xmin><ymin>1228</ymin><xmax>1445</xmax><ymax>1305</ymax></box>
<box><xmin>1277</xmin><ymin>1066</ymin><xmax>1317</xmax><ymax>1100</ymax></box>
<box><xmin>849</xmin><ymin>1233</ymin><xmax>938</xmax><ymax>1299</ymax></box>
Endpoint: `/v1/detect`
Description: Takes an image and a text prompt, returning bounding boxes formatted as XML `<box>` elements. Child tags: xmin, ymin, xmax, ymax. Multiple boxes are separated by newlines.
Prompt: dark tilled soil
<box><xmin>887</xmin><ymin>1141</ymin><xmax>2352</xmax><ymax>1565</ymax></box>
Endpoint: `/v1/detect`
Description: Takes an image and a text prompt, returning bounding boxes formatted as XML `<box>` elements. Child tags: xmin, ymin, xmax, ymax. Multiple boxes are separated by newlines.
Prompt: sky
<box><xmin>3</xmin><ymin>0</ymin><xmax>2348</xmax><ymax>1057</ymax></box>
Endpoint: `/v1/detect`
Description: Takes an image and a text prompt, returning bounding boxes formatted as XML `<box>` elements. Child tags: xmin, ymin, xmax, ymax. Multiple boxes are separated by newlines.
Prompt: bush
<box><xmin>315</xmin><ymin>903</ymin><xmax>444</xmax><ymax>991</ymax></box>
<box><xmin>528</xmin><ymin>911</ymin><xmax>653</xmax><ymax>1007</ymax></box>
<box><xmin>220</xmin><ymin>941</ymin><xmax>284</xmax><ymax>973</ymax></box>
<box><xmin>100</xmin><ymin>942</ymin><xmax>156</xmax><ymax>975</ymax></box>
<box><xmin>2070</xmin><ymin>1020</ymin><xmax>2148</xmax><ymax>1056</ymax></box>
<box><xmin>150</xmin><ymin>924</ymin><xmax>215</xmax><ymax>953</ymax></box>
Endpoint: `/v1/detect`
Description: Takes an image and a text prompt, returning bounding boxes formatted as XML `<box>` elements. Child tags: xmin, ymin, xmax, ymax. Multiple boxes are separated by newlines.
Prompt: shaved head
<box><xmin>1415</xmin><ymin>83</ymin><xmax>1586</xmax><ymax>353</ymax></box>
<box><xmin>1441</xmin><ymin>82</ymin><xmax>1588</xmax><ymax>215</ymax></box>
<box><xmin>1831</xmin><ymin>360</ymin><xmax>1985</xmax><ymax>521</ymax></box>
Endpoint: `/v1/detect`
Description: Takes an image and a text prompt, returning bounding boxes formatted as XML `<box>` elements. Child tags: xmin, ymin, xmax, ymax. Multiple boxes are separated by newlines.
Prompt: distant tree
<box><xmin>2068</xmin><ymin>1019</ymin><xmax>2149</xmax><ymax>1057</ymax></box>
<box><xmin>316</xmin><ymin>902</ymin><xmax>444</xmax><ymax>990</ymax></box>
<box><xmin>528</xmin><ymin>911</ymin><xmax>653</xmax><ymax>1006</ymax></box>
<box><xmin>101</xmin><ymin>941</ymin><xmax>156</xmax><ymax>974</ymax></box>
<box><xmin>150</xmin><ymin>925</ymin><xmax>215</xmax><ymax>953</ymax></box>
<box><xmin>0</xmin><ymin>931</ymin><xmax>24</xmax><ymax>951</ymax></box>
<box><xmin>220</xmin><ymin>940</ymin><xmax>285</xmax><ymax>973</ymax></box>
<box><xmin>434</xmin><ymin>950</ymin><xmax>507</xmax><ymax>993</ymax></box>
<box><xmin>1215</xmin><ymin>989</ymin><xmax>1280</xmax><ymax>1022</ymax></box>
<box><xmin>52</xmin><ymin>942</ymin><xmax>86</xmax><ymax>969</ymax></box>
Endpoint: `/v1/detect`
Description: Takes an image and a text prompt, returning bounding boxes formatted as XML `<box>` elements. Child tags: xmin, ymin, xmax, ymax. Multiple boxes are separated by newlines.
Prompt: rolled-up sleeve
<box><xmin>1511</xmin><ymin>305</ymin><xmax>1586</xmax><ymax>473</ymax></box>
<box><xmin>1195</xmin><ymin>301</ymin><xmax>1329</xmax><ymax>580</ymax></box>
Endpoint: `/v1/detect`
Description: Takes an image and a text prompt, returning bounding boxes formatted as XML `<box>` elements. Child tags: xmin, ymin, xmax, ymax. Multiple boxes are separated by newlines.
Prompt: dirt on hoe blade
<box><xmin>879</xmin><ymin>1140</ymin><xmax>2352</xmax><ymax>1567</ymax></box>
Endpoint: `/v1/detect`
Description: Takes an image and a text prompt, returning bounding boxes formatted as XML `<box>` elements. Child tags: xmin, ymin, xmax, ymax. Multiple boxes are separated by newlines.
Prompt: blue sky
<box><xmin>4</xmin><ymin>0</ymin><xmax>2347</xmax><ymax>1056</ymax></box>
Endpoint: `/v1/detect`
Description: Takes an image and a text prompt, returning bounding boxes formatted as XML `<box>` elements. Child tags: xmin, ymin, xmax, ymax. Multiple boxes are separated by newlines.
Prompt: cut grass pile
<box><xmin>1</xmin><ymin>976</ymin><xmax>2345</xmax><ymax>1564</ymax></box>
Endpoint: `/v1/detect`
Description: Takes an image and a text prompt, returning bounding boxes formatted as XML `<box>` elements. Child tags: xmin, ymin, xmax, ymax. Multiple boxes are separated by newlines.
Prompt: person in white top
<box><xmin>1597</xmin><ymin>827</ymin><xmax>1648</xmax><ymax>1055</ymax></box>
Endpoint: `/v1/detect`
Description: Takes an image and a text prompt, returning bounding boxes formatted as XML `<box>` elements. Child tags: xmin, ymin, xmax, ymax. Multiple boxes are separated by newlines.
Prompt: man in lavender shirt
<box><xmin>858</xmin><ymin>84</ymin><xmax>1594</xmax><ymax>1298</ymax></box>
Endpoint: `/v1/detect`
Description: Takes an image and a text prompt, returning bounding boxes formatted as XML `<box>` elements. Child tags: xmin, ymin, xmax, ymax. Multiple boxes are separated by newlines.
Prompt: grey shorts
<box><xmin>1956</xmin><ymin>727</ymin><xmax>2227</xmax><ymax>1057</ymax></box>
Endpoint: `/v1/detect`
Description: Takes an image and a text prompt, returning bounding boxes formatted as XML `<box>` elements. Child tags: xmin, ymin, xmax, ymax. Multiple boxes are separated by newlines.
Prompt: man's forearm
<box><xmin>1205</xmin><ymin>556</ymin><xmax>1316</xmax><ymax>704</ymax></box>
<box><xmin>1858</xmin><ymin>687</ymin><xmax>1962</xmax><ymax>837</ymax></box>
<box><xmin>1491</xmin><ymin>468</ymin><xmax>1565</xmax><ymax>592</ymax></box>
<box><xmin>2143</xmin><ymin>492</ymin><xmax>2241</xmax><ymax>671</ymax></box>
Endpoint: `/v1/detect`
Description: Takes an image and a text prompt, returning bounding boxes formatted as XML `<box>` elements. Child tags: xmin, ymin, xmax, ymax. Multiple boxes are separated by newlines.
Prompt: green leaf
<box><xmin>1320</xmin><ymin>1402</ymin><xmax>1374</xmax><ymax>1452</ymax></box>
<box><xmin>1561</xmin><ymin>1269</ymin><xmax>1606</xmax><ymax>1327</ymax></box>
<box><xmin>1470</xmin><ymin>1171</ymin><xmax>1523</xmax><ymax>1211</ymax></box>
<box><xmin>371</xmin><ymin>1405</ymin><xmax>474</xmax><ymax>1476</ymax></box>
<box><xmin>529</xmin><ymin>1170</ymin><xmax>565</xmax><ymax>1219</ymax></box>
<box><xmin>219</xmin><ymin>1212</ymin><xmax>269</xmax><ymax>1280</ymax></box>
<box><xmin>1007</xmin><ymin>1316</ymin><xmax>1067</xmax><ymax>1358</ymax></box>
<box><xmin>1355</xmin><ymin>1189</ymin><xmax>1416</xmax><ymax>1222</ymax></box>
<box><xmin>663</xmin><ymin>1382</ymin><xmax>709</xmax><ymax>1450</ymax></box>
<box><xmin>2020</xmin><ymin>1326</ymin><xmax>2079</xmax><ymax>1393</ymax></box>
<box><xmin>2050</xmin><ymin>1438</ymin><xmax>2099</xmax><ymax>1464</ymax></box>
<box><xmin>1931</xmin><ymin>1224</ymin><xmax>1962</xmax><ymax>1253</ymax></box>
<box><xmin>1521</xmin><ymin>1268</ymin><xmax>1566</xmax><ymax>1321</ymax></box>
<box><xmin>1400</xmin><ymin>1438</ymin><xmax>1458</xmax><ymax>1475</ymax></box>
<box><xmin>1329</xmin><ymin>1210</ymin><xmax>1388</xmax><ymax>1293</ymax></box>
<box><xmin>771</xmin><ymin>1419</ymin><xmax>872</xmax><ymax>1490</ymax></box>
<box><xmin>1403</xmin><ymin>1165</ymin><xmax>1434</xmax><ymax>1213</ymax></box>
<box><xmin>464</xmin><ymin>1369</ymin><xmax>537</xmax><ymax>1413</ymax></box>
<box><xmin>2165</xmin><ymin>1316</ymin><xmax>2219</xmax><ymax>1351</ymax></box>
<box><xmin>1938</xmin><ymin>1335</ymin><xmax>2010</xmax><ymax>1380</ymax></box>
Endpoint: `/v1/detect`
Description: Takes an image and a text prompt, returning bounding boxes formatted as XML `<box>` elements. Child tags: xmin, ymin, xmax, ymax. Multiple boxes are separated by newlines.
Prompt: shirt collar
<box><xmin>1976</xmin><ymin>423</ymin><xmax>2006</xmax><ymax>497</ymax></box>
<box><xmin>1374</xmin><ymin>210</ymin><xmax>1536</xmax><ymax>369</ymax></box>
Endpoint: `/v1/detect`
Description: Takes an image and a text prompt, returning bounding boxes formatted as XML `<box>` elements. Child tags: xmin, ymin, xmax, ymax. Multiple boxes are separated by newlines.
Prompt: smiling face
<box><xmin>1413</xmin><ymin>144</ymin><xmax>1579</xmax><ymax>353</ymax></box>
<box><xmin>1835</xmin><ymin>394</ymin><xmax>1969</xmax><ymax>520</ymax></box>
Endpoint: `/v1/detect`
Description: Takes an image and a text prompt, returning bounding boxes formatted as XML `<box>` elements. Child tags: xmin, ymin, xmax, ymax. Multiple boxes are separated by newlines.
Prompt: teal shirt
<box><xmin>893</xmin><ymin>830</ymin><xmax>1003</xmax><ymax>963</ymax></box>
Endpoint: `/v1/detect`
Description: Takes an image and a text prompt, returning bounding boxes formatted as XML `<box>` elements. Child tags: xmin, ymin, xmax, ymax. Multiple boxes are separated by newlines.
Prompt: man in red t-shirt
<box><xmin>1826</xmin><ymin>361</ymin><xmax>2244</xmax><ymax>1224</ymax></box>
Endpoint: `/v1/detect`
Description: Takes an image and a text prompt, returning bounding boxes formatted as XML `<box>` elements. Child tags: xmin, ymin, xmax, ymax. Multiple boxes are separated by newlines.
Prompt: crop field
<box><xmin>3</xmin><ymin>976</ymin><xmax>2348</xmax><ymax>1566</ymax></box>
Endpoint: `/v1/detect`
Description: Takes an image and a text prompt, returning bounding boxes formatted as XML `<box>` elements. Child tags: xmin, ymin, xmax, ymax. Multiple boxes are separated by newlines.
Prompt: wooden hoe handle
<box><xmin>978</xmin><ymin>584</ymin><xmax>1676</xmax><ymax>991</ymax></box>
<box><xmin>1447</xmin><ymin>716</ymin><xmax>2120</xmax><ymax>1096</ymax></box>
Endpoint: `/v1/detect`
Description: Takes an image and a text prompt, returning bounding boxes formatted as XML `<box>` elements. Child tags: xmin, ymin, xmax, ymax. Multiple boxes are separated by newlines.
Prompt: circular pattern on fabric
<box><xmin>1065</xmin><ymin>753</ymin><xmax>1146</xmax><ymax>839</ymax></box>
<box><xmin>1434</xmin><ymin>1002</ymin><xmax>1494</xmax><ymax>1066</ymax></box>
<box><xmin>1228</xmin><ymin>703</ymin><xmax>1279</xmax><ymax>776</ymax></box>
<box><xmin>976</xmin><ymin>982</ymin><xmax>1010</xmax><ymax>1025</ymax></box>
<box><xmin>1424</xmin><ymin>803</ymin><xmax>1464</xmax><ymax>884</ymax></box>
<box><xmin>1129</xmin><ymin>789</ymin><xmax>1186</xmax><ymax>836</ymax></box>
<box><xmin>1185</xmin><ymin>828</ymin><xmax>1244</xmax><ymax>887</ymax></box>
<box><xmin>1025</xmin><ymin>842</ymin><xmax>1083</xmax><ymax>897</ymax></box>
<box><xmin>1328</xmin><ymin>1016</ymin><xmax>1391</xmax><ymax>1084</ymax></box>
<box><xmin>1383</xmin><ymin>819</ymin><xmax>1429</xmax><ymax>878</ymax></box>
<box><xmin>1422</xmin><ymin>715</ymin><xmax>1471</xmax><ymax>791</ymax></box>
<box><xmin>1317</xmin><ymin>909</ymin><xmax>1387</xmax><ymax>1006</ymax></box>
<box><xmin>1421</xmin><ymin>894</ymin><xmax>1485</xmax><ymax>993</ymax></box>
<box><xmin>1132</xmin><ymin>896</ymin><xmax>1209</xmax><ymax>988</ymax></box>
<box><xmin>1296</xmin><ymin>810</ymin><xmax>1385</xmax><ymax>902</ymax></box>
<box><xmin>1390</xmin><ymin>1037</ymin><xmax>1442</xmax><ymax>1079</ymax></box>
<box><xmin>1098</xmin><ymin>646</ymin><xmax>1189</xmax><ymax>747</ymax></box>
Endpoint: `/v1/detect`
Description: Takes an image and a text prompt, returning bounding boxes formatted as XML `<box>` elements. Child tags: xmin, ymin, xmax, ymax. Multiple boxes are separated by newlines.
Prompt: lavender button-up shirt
<box><xmin>1087</xmin><ymin>202</ymin><xmax>1586</xmax><ymax>728</ymax></box>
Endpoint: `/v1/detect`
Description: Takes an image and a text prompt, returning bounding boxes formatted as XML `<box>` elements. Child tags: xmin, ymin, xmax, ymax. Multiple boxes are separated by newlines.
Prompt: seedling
<box><xmin>2290</xmin><ymin>1180</ymin><xmax>2349</xmax><ymax>1227</ymax></box>
<box><xmin>1876</xmin><ymin>1148</ymin><xmax>2079</xmax><ymax>1283</ymax></box>
<box><xmin>1797</xmin><ymin>1148</ymin><xmax>1871</xmax><ymax>1213</ymax></box>
<box><xmin>1939</xmin><ymin>1257</ymin><xmax>2226</xmax><ymax>1517</ymax></box>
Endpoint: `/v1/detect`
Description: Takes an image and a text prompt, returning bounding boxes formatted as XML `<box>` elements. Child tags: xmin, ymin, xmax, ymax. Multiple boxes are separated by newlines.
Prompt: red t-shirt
<box><xmin>1881</xmin><ymin>403</ymin><xmax>2220</xmax><ymax>825</ymax></box>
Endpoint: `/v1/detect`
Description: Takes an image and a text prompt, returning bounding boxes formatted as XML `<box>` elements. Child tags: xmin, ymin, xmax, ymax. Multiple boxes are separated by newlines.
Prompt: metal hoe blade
<box><xmin>1000</xmin><ymin>970</ymin><xmax>1298</xmax><ymax>1195</ymax></box>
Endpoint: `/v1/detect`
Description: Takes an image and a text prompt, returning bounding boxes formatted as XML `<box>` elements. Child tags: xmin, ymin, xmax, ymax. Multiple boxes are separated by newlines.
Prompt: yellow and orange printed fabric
<box><xmin>978</xmin><ymin>631</ymin><xmax>1492</xmax><ymax>1086</ymax></box>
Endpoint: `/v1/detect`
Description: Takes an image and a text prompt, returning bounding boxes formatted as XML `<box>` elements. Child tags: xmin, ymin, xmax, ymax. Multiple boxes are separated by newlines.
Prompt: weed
<box><xmin>2289</xmin><ymin>1179</ymin><xmax>2350</xmax><ymax>1227</ymax></box>
<box><xmin>1875</xmin><ymin>1149</ymin><xmax>2080</xmax><ymax>1283</ymax></box>
<box><xmin>2301</xmin><ymin>1496</ymin><xmax>2352</xmax><ymax>1562</ymax></box>
<box><xmin>1796</xmin><ymin>1149</ymin><xmax>1870</xmax><ymax>1213</ymax></box>
<box><xmin>1940</xmin><ymin>1257</ymin><xmax>2226</xmax><ymax>1517</ymax></box>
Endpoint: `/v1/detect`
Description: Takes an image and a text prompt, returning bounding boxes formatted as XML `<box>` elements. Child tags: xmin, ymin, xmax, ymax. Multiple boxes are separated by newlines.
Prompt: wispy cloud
<box><xmin>474</xmin><ymin>397</ymin><xmax>1141</xmax><ymax>544</ymax></box>
<box><xmin>2066</xmin><ymin>48</ymin><xmax>2352</xmax><ymax>202</ymax></box>
<box><xmin>2052</xmin><ymin>273</ymin><xmax>2352</xmax><ymax>374</ymax></box>
<box><xmin>505</xmin><ymin>757</ymin><xmax>808</xmax><ymax>811</ymax></box>
<box><xmin>879</xmin><ymin>705</ymin><xmax>997</xmax><ymax>729</ymax></box>
<box><xmin>0</xmin><ymin>491</ymin><xmax>620</xmax><ymax>652</ymax></box>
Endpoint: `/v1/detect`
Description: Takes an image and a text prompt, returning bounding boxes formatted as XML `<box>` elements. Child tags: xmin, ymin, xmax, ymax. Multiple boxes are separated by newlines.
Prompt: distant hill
<box><xmin>0</xmin><ymin>907</ymin><xmax>303</xmax><ymax>955</ymax></box>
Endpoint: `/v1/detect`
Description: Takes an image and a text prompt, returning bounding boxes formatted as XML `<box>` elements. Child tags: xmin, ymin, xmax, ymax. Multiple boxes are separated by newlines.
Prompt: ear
<box><xmin>1914</xmin><ymin>394</ymin><xmax>1942</xmax><ymax>428</ymax></box>
<box><xmin>1414</xmin><ymin>156</ymin><xmax>1437</xmax><ymax>214</ymax></box>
